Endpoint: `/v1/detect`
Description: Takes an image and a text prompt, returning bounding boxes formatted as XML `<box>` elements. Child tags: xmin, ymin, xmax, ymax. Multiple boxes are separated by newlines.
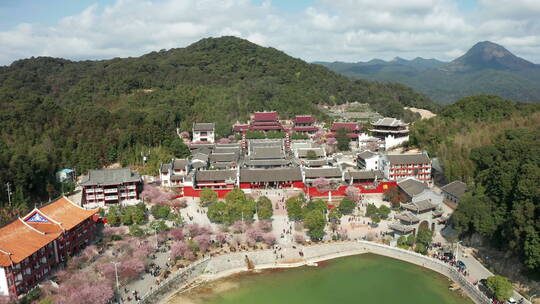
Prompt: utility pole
<box><xmin>111</xmin><ymin>262</ymin><xmax>122</xmax><ymax>304</ymax></box>
<box><xmin>6</xmin><ymin>182</ymin><xmax>12</xmax><ymax>206</ymax></box>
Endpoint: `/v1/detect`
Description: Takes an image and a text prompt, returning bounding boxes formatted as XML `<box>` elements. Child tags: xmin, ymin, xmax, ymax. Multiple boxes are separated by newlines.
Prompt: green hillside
<box><xmin>408</xmin><ymin>95</ymin><xmax>540</xmax><ymax>272</ymax></box>
<box><xmin>0</xmin><ymin>36</ymin><xmax>437</xmax><ymax>208</ymax></box>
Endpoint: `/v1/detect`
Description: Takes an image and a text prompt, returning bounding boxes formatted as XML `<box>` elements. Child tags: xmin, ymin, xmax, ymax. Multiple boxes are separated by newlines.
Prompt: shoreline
<box><xmin>156</xmin><ymin>241</ymin><xmax>487</xmax><ymax>304</ymax></box>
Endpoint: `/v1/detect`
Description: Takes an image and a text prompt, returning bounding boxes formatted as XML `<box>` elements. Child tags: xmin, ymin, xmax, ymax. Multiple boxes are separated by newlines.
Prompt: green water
<box><xmin>203</xmin><ymin>254</ymin><xmax>472</xmax><ymax>304</ymax></box>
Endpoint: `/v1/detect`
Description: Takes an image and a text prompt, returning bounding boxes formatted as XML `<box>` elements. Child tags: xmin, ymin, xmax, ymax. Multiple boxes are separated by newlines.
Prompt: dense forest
<box><xmin>0</xmin><ymin>36</ymin><xmax>436</xmax><ymax>213</ymax></box>
<box><xmin>409</xmin><ymin>95</ymin><xmax>540</xmax><ymax>271</ymax></box>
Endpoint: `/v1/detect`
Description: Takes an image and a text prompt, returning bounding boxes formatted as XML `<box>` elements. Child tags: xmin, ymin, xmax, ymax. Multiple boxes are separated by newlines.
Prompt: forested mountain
<box><xmin>409</xmin><ymin>95</ymin><xmax>540</xmax><ymax>271</ymax></box>
<box><xmin>318</xmin><ymin>41</ymin><xmax>540</xmax><ymax>104</ymax></box>
<box><xmin>0</xmin><ymin>36</ymin><xmax>436</xmax><ymax>211</ymax></box>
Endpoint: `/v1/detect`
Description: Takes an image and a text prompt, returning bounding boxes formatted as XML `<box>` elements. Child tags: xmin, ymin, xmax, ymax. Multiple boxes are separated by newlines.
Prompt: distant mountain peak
<box><xmin>443</xmin><ymin>41</ymin><xmax>536</xmax><ymax>72</ymax></box>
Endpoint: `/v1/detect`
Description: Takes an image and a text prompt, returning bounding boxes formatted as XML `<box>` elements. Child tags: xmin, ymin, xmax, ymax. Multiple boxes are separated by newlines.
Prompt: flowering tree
<box><xmin>262</xmin><ymin>233</ymin><xmax>276</xmax><ymax>245</ymax></box>
<box><xmin>54</xmin><ymin>272</ymin><xmax>114</xmax><ymax>304</ymax></box>
<box><xmin>183</xmin><ymin>250</ymin><xmax>196</xmax><ymax>261</ymax></box>
<box><xmin>257</xmin><ymin>220</ymin><xmax>273</xmax><ymax>232</ymax></box>
<box><xmin>246</xmin><ymin>227</ymin><xmax>264</xmax><ymax>246</ymax></box>
<box><xmin>179</xmin><ymin>131</ymin><xmax>190</xmax><ymax>139</ymax></box>
<box><xmin>216</xmin><ymin>232</ymin><xmax>228</xmax><ymax>244</ymax></box>
<box><xmin>312</xmin><ymin>177</ymin><xmax>330</xmax><ymax>191</ymax></box>
<box><xmin>185</xmin><ymin>223</ymin><xmax>202</xmax><ymax>237</ymax></box>
<box><xmin>218</xmin><ymin>138</ymin><xmax>231</xmax><ymax>144</ymax></box>
<box><xmin>103</xmin><ymin>226</ymin><xmax>128</xmax><ymax>236</ymax></box>
<box><xmin>338</xmin><ymin>228</ymin><xmax>348</xmax><ymax>240</ymax></box>
<box><xmin>133</xmin><ymin>243</ymin><xmax>153</xmax><ymax>259</ymax></box>
<box><xmin>231</xmin><ymin>220</ymin><xmax>247</xmax><ymax>233</ymax></box>
<box><xmin>170</xmin><ymin>241</ymin><xmax>188</xmax><ymax>260</ymax></box>
<box><xmin>194</xmin><ymin>234</ymin><xmax>212</xmax><ymax>252</ymax></box>
<box><xmin>326</xmin><ymin>137</ymin><xmax>337</xmax><ymax>145</ymax></box>
<box><xmin>170</xmin><ymin>199</ymin><xmax>187</xmax><ymax>211</ymax></box>
<box><xmin>119</xmin><ymin>259</ymin><xmax>145</xmax><ymax>281</ymax></box>
<box><xmin>140</xmin><ymin>184</ymin><xmax>161</xmax><ymax>202</ymax></box>
<box><xmin>345</xmin><ymin>186</ymin><xmax>361</xmax><ymax>202</ymax></box>
<box><xmin>169</xmin><ymin>228</ymin><xmax>184</xmax><ymax>241</ymax></box>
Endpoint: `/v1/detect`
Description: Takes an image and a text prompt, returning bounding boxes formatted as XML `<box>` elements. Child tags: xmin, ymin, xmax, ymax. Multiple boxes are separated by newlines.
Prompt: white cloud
<box><xmin>0</xmin><ymin>0</ymin><xmax>539</xmax><ymax>65</ymax></box>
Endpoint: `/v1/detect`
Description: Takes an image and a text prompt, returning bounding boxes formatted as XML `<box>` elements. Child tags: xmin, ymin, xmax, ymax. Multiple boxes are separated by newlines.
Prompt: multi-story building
<box><xmin>0</xmin><ymin>197</ymin><xmax>98</xmax><ymax>297</ymax></box>
<box><xmin>233</xmin><ymin>111</ymin><xmax>284</xmax><ymax>133</ymax></box>
<box><xmin>380</xmin><ymin>152</ymin><xmax>432</xmax><ymax>183</ymax></box>
<box><xmin>80</xmin><ymin>168</ymin><xmax>142</xmax><ymax>206</ymax></box>
<box><xmin>357</xmin><ymin>151</ymin><xmax>379</xmax><ymax>171</ymax></box>
<box><xmin>328</xmin><ymin>122</ymin><xmax>361</xmax><ymax>141</ymax></box>
<box><xmin>369</xmin><ymin>117</ymin><xmax>409</xmax><ymax>150</ymax></box>
<box><xmin>160</xmin><ymin>158</ymin><xmax>189</xmax><ymax>188</ymax></box>
<box><xmin>292</xmin><ymin>115</ymin><xmax>318</xmax><ymax>136</ymax></box>
<box><xmin>194</xmin><ymin>169</ymin><xmax>238</xmax><ymax>189</ymax></box>
<box><xmin>192</xmin><ymin>123</ymin><xmax>215</xmax><ymax>143</ymax></box>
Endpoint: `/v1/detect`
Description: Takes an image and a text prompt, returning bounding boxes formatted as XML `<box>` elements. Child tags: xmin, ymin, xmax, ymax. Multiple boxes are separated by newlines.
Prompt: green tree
<box><xmin>406</xmin><ymin>234</ymin><xmax>416</xmax><ymax>247</ymax></box>
<box><xmin>306</xmin><ymin>150</ymin><xmax>317</xmax><ymax>160</ymax></box>
<box><xmin>207</xmin><ymin>201</ymin><xmax>227</xmax><ymax>223</ymax></box>
<box><xmin>338</xmin><ymin>197</ymin><xmax>356</xmax><ymax>215</ymax></box>
<box><xmin>416</xmin><ymin>226</ymin><xmax>433</xmax><ymax>247</ymax></box>
<box><xmin>378</xmin><ymin>205</ymin><xmax>391</xmax><ymax>219</ymax></box>
<box><xmin>414</xmin><ymin>243</ymin><xmax>428</xmax><ymax>255</ymax></box>
<box><xmin>149</xmin><ymin>220</ymin><xmax>169</xmax><ymax>232</ymax></box>
<box><xmin>397</xmin><ymin>235</ymin><xmax>407</xmax><ymax>247</ymax></box>
<box><xmin>168</xmin><ymin>140</ymin><xmax>190</xmax><ymax>158</ymax></box>
<box><xmin>129</xmin><ymin>224</ymin><xmax>145</xmax><ymax>237</ymax></box>
<box><xmin>286</xmin><ymin>196</ymin><xmax>304</xmax><ymax>221</ymax></box>
<box><xmin>200</xmin><ymin>189</ymin><xmax>218</xmax><ymax>207</ymax></box>
<box><xmin>305</xmin><ymin>199</ymin><xmax>327</xmax><ymax>213</ymax></box>
<box><xmin>256</xmin><ymin>196</ymin><xmax>273</xmax><ymax>220</ymax></box>
<box><xmin>107</xmin><ymin>206</ymin><xmax>121</xmax><ymax>226</ymax></box>
<box><xmin>305</xmin><ymin>209</ymin><xmax>326</xmax><ymax>241</ymax></box>
<box><xmin>328</xmin><ymin>208</ymin><xmax>342</xmax><ymax>223</ymax></box>
<box><xmin>336</xmin><ymin>128</ymin><xmax>351</xmax><ymax>151</ymax></box>
<box><xmin>151</xmin><ymin>205</ymin><xmax>171</xmax><ymax>219</ymax></box>
<box><xmin>486</xmin><ymin>275</ymin><xmax>513</xmax><ymax>302</ymax></box>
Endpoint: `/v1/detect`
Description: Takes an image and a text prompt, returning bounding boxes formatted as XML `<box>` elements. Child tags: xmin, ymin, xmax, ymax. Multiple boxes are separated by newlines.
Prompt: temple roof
<box><xmin>386</xmin><ymin>153</ymin><xmax>430</xmax><ymax>165</ymax></box>
<box><xmin>303</xmin><ymin>167</ymin><xmax>342</xmax><ymax>178</ymax></box>
<box><xmin>441</xmin><ymin>181</ymin><xmax>468</xmax><ymax>198</ymax></box>
<box><xmin>192</xmin><ymin>122</ymin><xmax>215</xmax><ymax>131</ymax></box>
<box><xmin>371</xmin><ymin>117</ymin><xmax>408</xmax><ymax>127</ymax></box>
<box><xmin>398</xmin><ymin>178</ymin><xmax>428</xmax><ymax>197</ymax></box>
<box><xmin>254</xmin><ymin>111</ymin><xmax>279</xmax><ymax>121</ymax></box>
<box><xmin>240</xmin><ymin>167</ymin><xmax>302</xmax><ymax>183</ymax></box>
<box><xmin>80</xmin><ymin>168</ymin><xmax>141</xmax><ymax>186</ymax></box>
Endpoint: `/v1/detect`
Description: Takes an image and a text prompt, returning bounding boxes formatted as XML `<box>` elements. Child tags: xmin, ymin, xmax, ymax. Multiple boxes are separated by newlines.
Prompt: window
<box><xmin>25</xmin><ymin>268</ymin><xmax>31</xmax><ymax>275</ymax></box>
<box><xmin>41</xmin><ymin>257</ymin><xmax>47</xmax><ymax>264</ymax></box>
<box><xmin>15</xmin><ymin>274</ymin><xmax>22</xmax><ymax>282</ymax></box>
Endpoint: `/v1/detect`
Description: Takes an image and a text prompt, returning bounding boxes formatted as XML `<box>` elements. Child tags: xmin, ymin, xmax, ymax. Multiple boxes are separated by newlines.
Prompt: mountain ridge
<box><xmin>317</xmin><ymin>41</ymin><xmax>540</xmax><ymax>103</ymax></box>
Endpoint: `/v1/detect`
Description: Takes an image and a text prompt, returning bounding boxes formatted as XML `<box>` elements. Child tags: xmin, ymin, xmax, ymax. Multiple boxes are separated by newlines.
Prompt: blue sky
<box><xmin>0</xmin><ymin>0</ymin><xmax>538</xmax><ymax>65</ymax></box>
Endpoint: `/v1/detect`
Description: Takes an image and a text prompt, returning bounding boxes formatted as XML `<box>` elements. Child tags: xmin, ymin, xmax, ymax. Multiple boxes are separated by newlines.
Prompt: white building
<box><xmin>159</xmin><ymin>158</ymin><xmax>189</xmax><ymax>187</ymax></box>
<box><xmin>192</xmin><ymin>123</ymin><xmax>215</xmax><ymax>143</ymax></box>
<box><xmin>357</xmin><ymin>151</ymin><xmax>380</xmax><ymax>171</ymax></box>
<box><xmin>369</xmin><ymin>117</ymin><xmax>409</xmax><ymax>150</ymax></box>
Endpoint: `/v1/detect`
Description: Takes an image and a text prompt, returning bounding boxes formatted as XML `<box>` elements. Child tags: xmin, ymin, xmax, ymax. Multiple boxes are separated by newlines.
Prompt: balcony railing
<box><xmin>104</xmin><ymin>188</ymin><xmax>118</xmax><ymax>194</ymax></box>
<box><xmin>104</xmin><ymin>195</ymin><xmax>118</xmax><ymax>200</ymax></box>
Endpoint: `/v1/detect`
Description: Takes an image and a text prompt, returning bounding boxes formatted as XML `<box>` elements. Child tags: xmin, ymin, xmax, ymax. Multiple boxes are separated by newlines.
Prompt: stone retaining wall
<box><xmin>146</xmin><ymin>241</ymin><xmax>492</xmax><ymax>304</ymax></box>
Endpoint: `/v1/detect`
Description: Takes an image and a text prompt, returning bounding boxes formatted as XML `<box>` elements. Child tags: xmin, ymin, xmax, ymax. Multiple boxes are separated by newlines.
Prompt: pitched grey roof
<box><xmin>160</xmin><ymin>163</ymin><xmax>172</xmax><ymax>173</ymax></box>
<box><xmin>357</xmin><ymin>151</ymin><xmax>377</xmax><ymax>160</ymax></box>
<box><xmin>371</xmin><ymin>117</ymin><xmax>407</xmax><ymax>127</ymax></box>
<box><xmin>296</xmin><ymin>148</ymin><xmax>325</xmax><ymax>158</ymax></box>
<box><xmin>172</xmin><ymin>159</ymin><xmax>187</xmax><ymax>169</ymax></box>
<box><xmin>192</xmin><ymin>123</ymin><xmax>215</xmax><ymax>131</ymax></box>
<box><xmin>251</xmin><ymin>146</ymin><xmax>284</xmax><ymax>159</ymax></box>
<box><xmin>441</xmin><ymin>181</ymin><xmax>468</xmax><ymax>198</ymax></box>
<box><xmin>214</xmin><ymin>147</ymin><xmax>241</xmax><ymax>154</ymax></box>
<box><xmin>244</xmin><ymin>159</ymin><xmax>291</xmax><ymax>166</ymax></box>
<box><xmin>395</xmin><ymin>212</ymin><xmax>420</xmax><ymax>223</ymax></box>
<box><xmin>303</xmin><ymin>159</ymin><xmax>328</xmax><ymax>167</ymax></box>
<box><xmin>80</xmin><ymin>168</ymin><xmax>141</xmax><ymax>186</ymax></box>
<box><xmin>192</xmin><ymin>153</ymin><xmax>209</xmax><ymax>162</ymax></box>
<box><xmin>398</xmin><ymin>178</ymin><xmax>428</xmax><ymax>197</ymax></box>
<box><xmin>191</xmin><ymin>146</ymin><xmax>212</xmax><ymax>155</ymax></box>
<box><xmin>389</xmin><ymin>223</ymin><xmax>415</xmax><ymax>233</ymax></box>
<box><xmin>240</xmin><ymin>168</ymin><xmax>302</xmax><ymax>183</ymax></box>
<box><xmin>303</xmin><ymin>167</ymin><xmax>342</xmax><ymax>178</ymax></box>
<box><xmin>195</xmin><ymin>170</ymin><xmax>237</xmax><ymax>182</ymax></box>
<box><xmin>402</xmin><ymin>199</ymin><xmax>437</xmax><ymax>212</ymax></box>
<box><xmin>387</xmin><ymin>153</ymin><xmax>430</xmax><ymax>165</ymax></box>
<box><xmin>209</xmin><ymin>153</ymin><xmax>238</xmax><ymax>162</ymax></box>
<box><xmin>344</xmin><ymin>170</ymin><xmax>384</xmax><ymax>180</ymax></box>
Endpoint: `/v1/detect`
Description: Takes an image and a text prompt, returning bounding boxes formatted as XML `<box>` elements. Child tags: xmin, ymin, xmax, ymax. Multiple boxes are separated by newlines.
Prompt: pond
<box><xmin>168</xmin><ymin>253</ymin><xmax>473</xmax><ymax>304</ymax></box>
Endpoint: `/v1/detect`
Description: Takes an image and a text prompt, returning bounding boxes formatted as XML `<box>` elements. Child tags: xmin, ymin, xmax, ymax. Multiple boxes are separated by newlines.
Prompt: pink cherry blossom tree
<box><xmin>257</xmin><ymin>220</ymin><xmax>273</xmax><ymax>232</ymax></box>
<box><xmin>180</xmin><ymin>131</ymin><xmax>190</xmax><ymax>139</ymax></box>
<box><xmin>216</xmin><ymin>232</ymin><xmax>228</xmax><ymax>244</ymax></box>
<box><xmin>262</xmin><ymin>233</ymin><xmax>276</xmax><ymax>245</ymax></box>
<box><xmin>185</xmin><ymin>223</ymin><xmax>202</xmax><ymax>237</ymax></box>
<box><xmin>312</xmin><ymin>177</ymin><xmax>330</xmax><ymax>191</ymax></box>
<box><xmin>345</xmin><ymin>186</ymin><xmax>361</xmax><ymax>202</ymax></box>
<box><xmin>169</xmin><ymin>228</ymin><xmax>184</xmax><ymax>241</ymax></box>
<box><xmin>218</xmin><ymin>138</ymin><xmax>231</xmax><ymax>144</ymax></box>
<box><xmin>193</xmin><ymin>234</ymin><xmax>212</xmax><ymax>252</ymax></box>
<box><xmin>170</xmin><ymin>241</ymin><xmax>188</xmax><ymax>260</ymax></box>
<box><xmin>294</xmin><ymin>233</ymin><xmax>306</xmax><ymax>244</ymax></box>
